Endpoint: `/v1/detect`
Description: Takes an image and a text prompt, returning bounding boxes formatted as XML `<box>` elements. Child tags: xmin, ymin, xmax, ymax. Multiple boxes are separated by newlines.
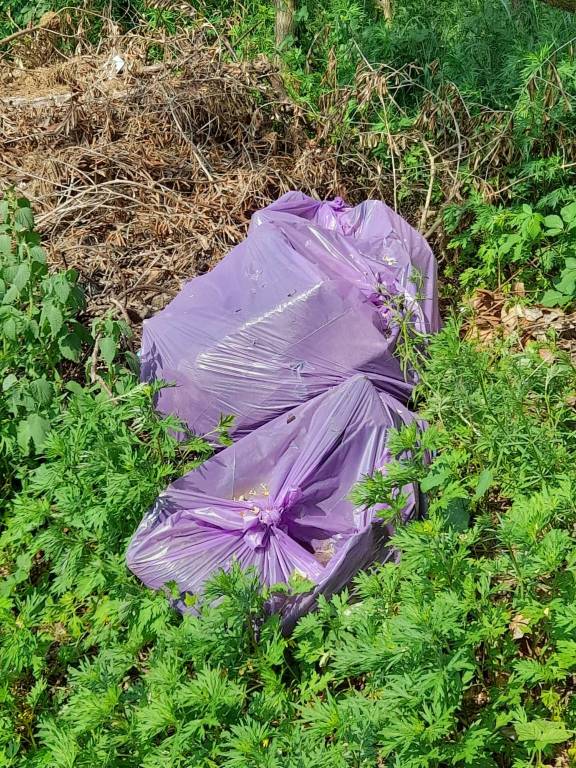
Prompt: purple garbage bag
<box><xmin>126</xmin><ymin>376</ymin><xmax>422</xmax><ymax>631</ymax></box>
<box><xmin>141</xmin><ymin>192</ymin><xmax>439</xmax><ymax>439</ymax></box>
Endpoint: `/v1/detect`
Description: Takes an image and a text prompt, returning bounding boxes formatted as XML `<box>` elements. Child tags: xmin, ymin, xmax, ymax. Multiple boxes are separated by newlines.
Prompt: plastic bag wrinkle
<box><xmin>127</xmin><ymin>376</ymin><xmax>422</xmax><ymax>630</ymax></box>
<box><xmin>141</xmin><ymin>191</ymin><xmax>439</xmax><ymax>439</ymax></box>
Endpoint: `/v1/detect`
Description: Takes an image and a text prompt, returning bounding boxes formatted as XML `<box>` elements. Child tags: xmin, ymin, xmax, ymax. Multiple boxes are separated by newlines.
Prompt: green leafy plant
<box><xmin>3</xmin><ymin>297</ymin><xmax>576</xmax><ymax>767</ymax></box>
<box><xmin>0</xmin><ymin>192</ymin><xmax>90</xmax><ymax>494</ymax></box>
<box><xmin>446</xmin><ymin>190</ymin><xmax>576</xmax><ymax>298</ymax></box>
<box><xmin>3</xmin><ymin>5</ymin><xmax>576</xmax><ymax>762</ymax></box>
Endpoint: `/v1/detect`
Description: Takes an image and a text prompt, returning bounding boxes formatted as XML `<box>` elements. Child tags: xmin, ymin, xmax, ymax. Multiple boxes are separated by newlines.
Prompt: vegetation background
<box><xmin>1</xmin><ymin>1</ymin><xmax>576</xmax><ymax>766</ymax></box>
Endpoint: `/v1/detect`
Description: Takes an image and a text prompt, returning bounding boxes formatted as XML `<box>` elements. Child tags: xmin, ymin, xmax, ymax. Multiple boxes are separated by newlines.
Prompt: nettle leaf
<box><xmin>28</xmin><ymin>318</ymin><xmax>40</xmax><ymax>339</ymax></box>
<box><xmin>124</xmin><ymin>350</ymin><xmax>140</xmax><ymax>375</ymax></box>
<box><xmin>14</xmin><ymin>206</ymin><xmax>34</xmax><ymax>232</ymax></box>
<box><xmin>0</xmin><ymin>200</ymin><xmax>9</xmax><ymax>223</ymax></box>
<box><xmin>17</xmin><ymin>413</ymin><xmax>50</xmax><ymax>453</ymax></box>
<box><xmin>28</xmin><ymin>245</ymin><xmax>47</xmax><ymax>264</ymax></box>
<box><xmin>0</xmin><ymin>233</ymin><xmax>12</xmax><ymax>256</ymax></box>
<box><xmin>2</xmin><ymin>284</ymin><xmax>20</xmax><ymax>305</ymax></box>
<box><xmin>52</xmin><ymin>277</ymin><xmax>71</xmax><ymax>304</ymax></box>
<box><xmin>65</xmin><ymin>380</ymin><xmax>84</xmax><ymax>396</ymax></box>
<box><xmin>3</xmin><ymin>317</ymin><xmax>17</xmax><ymax>339</ymax></box>
<box><xmin>30</xmin><ymin>378</ymin><xmax>54</xmax><ymax>406</ymax></box>
<box><xmin>12</xmin><ymin>262</ymin><xmax>31</xmax><ymax>291</ymax></box>
<box><xmin>2</xmin><ymin>264</ymin><xmax>18</xmax><ymax>283</ymax></box>
<box><xmin>99</xmin><ymin>336</ymin><xmax>117</xmax><ymax>366</ymax></box>
<box><xmin>41</xmin><ymin>303</ymin><xmax>64</xmax><ymax>337</ymax></box>
<box><xmin>2</xmin><ymin>373</ymin><xmax>18</xmax><ymax>391</ymax></box>
<box><xmin>515</xmin><ymin>719</ymin><xmax>573</xmax><ymax>749</ymax></box>
<box><xmin>58</xmin><ymin>331</ymin><xmax>82</xmax><ymax>361</ymax></box>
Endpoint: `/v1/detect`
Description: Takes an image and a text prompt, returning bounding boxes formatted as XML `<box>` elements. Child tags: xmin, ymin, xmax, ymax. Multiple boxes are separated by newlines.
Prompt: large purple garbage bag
<box><xmin>126</xmin><ymin>376</ymin><xmax>423</xmax><ymax>631</ymax></box>
<box><xmin>141</xmin><ymin>192</ymin><xmax>439</xmax><ymax>439</ymax></box>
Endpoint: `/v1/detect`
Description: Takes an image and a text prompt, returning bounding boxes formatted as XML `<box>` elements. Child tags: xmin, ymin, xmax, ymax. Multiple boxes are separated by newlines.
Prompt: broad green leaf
<box><xmin>541</xmin><ymin>289</ymin><xmax>565</xmax><ymax>307</ymax></box>
<box><xmin>65</xmin><ymin>380</ymin><xmax>85</xmax><ymax>396</ymax></box>
<box><xmin>421</xmin><ymin>467</ymin><xmax>450</xmax><ymax>492</ymax></box>
<box><xmin>71</xmin><ymin>320</ymin><xmax>92</xmax><ymax>345</ymax></box>
<box><xmin>555</xmin><ymin>270</ymin><xmax>576</xmax><ymax>296</ymax></box>
<box><xmin>543</xmin><ymin>214</ymin><xmax>563</xmax><ymax>232</ymax></box>
<box><xmin>17</xmin><ymin>413</ymin><xmax>50</xmax><ymax>453</ymax></box>
<box><xmin>561</xmin><ymin>201</ymin><xmax>576</xmax><ymax>224</ymax></box>
<box><xmin>2</xmin><ymin>373</ymin><xmax>17</xmax><ymax>391</ymax></box>
<box><xmin>52</xmin><ymin>277</ymin><xmax>71</xmax><ymax>304</ymax></box>
<box><xmin>444</xmin><ymin>497</ymin><xmax>470</xmax><ymax>531</ymax></box>
<box><xmin>12</xmin><ymin>262</ymin><xmax>31</xmax><ymax>291</ymax></box>
<box><xmin>29</xmin><ymin>414</ymin><xmax>50</xmax><ymax>451</ymax></box>
<box><xmin>16</xmin><ymin>422</ymin><xmax>31</xmax><ymax>455</ymax></box>
<box><xmin>30</xmin><ymin>378</ymin><xmax>53</xmax><ymax>405</ymax></box>
<box><xmin>0</xmin><ymin>234</ymin><xmax>12</xmax><ymax>256</ymax></box>
<box><xmin>99</xmin><ymin>336</ymin><xmax>117</xmax><ymax>366</ymax></box>
<box><xmin>59</xmin><ymin>331</ymin><xmax>82</xmax><ymax>361</ymax></box>
<box><xmin>0</xmin><ymin>200</ymin><xmax>8</xmax><ymax>223</ymax></box>
<box><xmin>2</xmin><ymin>265</ymin><xmax>18</xmax><ymax>282</ymax></box>
<box><xmin>498</xmin><ymin>233</ymin><xmax>521</xmax><ymax>255</ymax></box>
<box><xmin>525</xmin><ymin>216</ymin><xmax>542</xmax><ymax>240</ymax></box>
<box><xmin>14</xmin><ymin>206</ymin><xmax>34</xmax><ymax>231</ymax></box>
<box><xmin>3</xmin><ymin>317</ymin><xmax>17</xmax><ymax>339</ymax></box>
<box><xmin>474</xmin><ymin>468</ymin><xmax>493</xmax><ymax>500</ymax></box>
<box><xmin>515</xmin><ymin>719</ymin><xmax>572</xmax><ymax>748</ymax></box>
<box><xmin>3</xmin><ymin>283</ymin><xmax>21</xmax><ymax>305</ymax></box>
<box><xmin>28</xmin><ymin>245</ymin><xmax>46</xmax><ymax>264</ymax></box>
<box><xmin>41</xmin><ymin>303</ymin><xmax>63</xmax><ymax>337</ymax></box>
<box><xmin>124</xmin><ymin>350</ymin><xmax>140</xmax><ymax>375</ymax></box>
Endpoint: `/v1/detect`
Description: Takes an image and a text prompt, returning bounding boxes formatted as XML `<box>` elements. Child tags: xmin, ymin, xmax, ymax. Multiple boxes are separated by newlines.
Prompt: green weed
<box><xmin>446</xmin><ymin>188</ymin><xmax>576</xmax><ymax>301</ymax></box>
<box><xmin>2</xmin><ymin>193</ymin><xmax>576</xmax><ymax>765</ymax></box>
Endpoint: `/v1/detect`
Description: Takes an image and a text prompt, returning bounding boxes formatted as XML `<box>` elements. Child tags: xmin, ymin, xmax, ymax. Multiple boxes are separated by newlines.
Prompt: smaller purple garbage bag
<box><xmin>126</xmin><ymin>376</ymin><xmax>423</xmax><ymax>631</ymax></box>
<box><xmin>140</xmin><ymin>191</ymin><xmax>440</xmax><ymax>440</ymax></box>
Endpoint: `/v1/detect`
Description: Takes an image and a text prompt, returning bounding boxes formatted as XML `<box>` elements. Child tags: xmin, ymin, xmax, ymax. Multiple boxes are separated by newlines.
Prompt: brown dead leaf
<box><xmin>513</xmin><ymin>281</ymin><xmax>526</xmax><ymax>296</ymax></box>
<box><xmin>521</xmin><ymin>306</ymin><xmax>543</xmax><ymax>322</ymax></box>
<box><xmin>509</xmin><ymin>613</ymin><xmax>530</xmax><ymax>640</ymax></box>
<box><xmin>538</xmin><ymin>348</ymin><xmax>555</xmax><ymax>364</ymax></box>
<box><xmin>501</xmin><ymin>304</ymin><xmax>524</xmax><ymax>333</ymax></box>
<box><xmin>464</xmin><ymin>288</ymin><xmax>576</xmax><ymax>362</ymax></box>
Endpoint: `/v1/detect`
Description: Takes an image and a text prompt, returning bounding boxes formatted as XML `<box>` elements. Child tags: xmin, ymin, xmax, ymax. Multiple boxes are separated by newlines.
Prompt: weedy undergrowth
<box><xmin>446</xmin><ymin>187</ymin><xmax>576</xmax><ymax>302</ymax></box>
<box><xmin>2</xmin><ymin>194</ymin><xmax>576</xmax><ymax>767</ymax></box>
<box><xmin>0</xmin><ymin>192</ymin><xmax>86</xmax><ymax>488</ymax></box>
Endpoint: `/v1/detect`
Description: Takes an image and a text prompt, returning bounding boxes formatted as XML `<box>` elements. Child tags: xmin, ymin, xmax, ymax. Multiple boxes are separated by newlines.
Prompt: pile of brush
<box><xmin>0</xmin><ymin>24</ymin><xmax>344</xmax><ymax>327</ymax></box>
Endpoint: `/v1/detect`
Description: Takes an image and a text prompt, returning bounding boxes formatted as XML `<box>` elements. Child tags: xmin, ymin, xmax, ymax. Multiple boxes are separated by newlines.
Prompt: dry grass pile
<box><xmin>0</xmin><ymin>26</ymin><xmax>345</xmax><ymax>324</ymax></box>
